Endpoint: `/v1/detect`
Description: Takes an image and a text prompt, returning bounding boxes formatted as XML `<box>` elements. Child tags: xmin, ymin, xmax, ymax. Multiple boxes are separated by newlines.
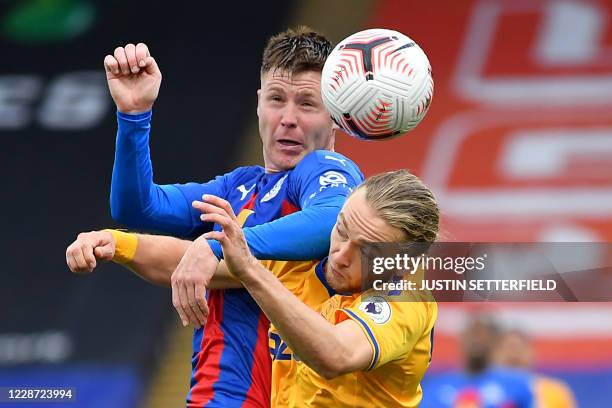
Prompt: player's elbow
<box><xmin>312</xmin><ymin>361</ymin><xmax>342</xmax><ymax>380</ymax></box>
<box><xmin>110</xmin><ymin>189</ymin><xmax>150</xmax><ymax>227</ymax></box>
<box><xmin>110</xmin><ymin>189</ymin><xmax>134</xmax><ymax>224</ymax></box>
<box><xmin>110</xmin><ymin>201</ymin><xmax>140</xmax><ymax>227</ymax></box>
<box><xmin>311</xmin><ymin>351</ymin><xmax>352</xmax><ymax>380</ymax></box>
<box><xmin>110</xmin><ymin>200</ymin><xmax>128</xmax><ymax>224</ymax></box>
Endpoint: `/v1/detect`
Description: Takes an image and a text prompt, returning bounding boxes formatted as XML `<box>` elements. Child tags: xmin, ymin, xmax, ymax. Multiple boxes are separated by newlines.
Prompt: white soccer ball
<box><xmin>321</xmin><ymin>28</ymin><xmax>433</xmax><ymax>140</ymax></box>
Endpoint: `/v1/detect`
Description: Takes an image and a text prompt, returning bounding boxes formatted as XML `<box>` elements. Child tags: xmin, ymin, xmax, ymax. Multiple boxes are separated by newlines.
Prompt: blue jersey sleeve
<box><xmin>110</xmin><ymin>111</ymin><xmax>228</xmax><ymax>237</ymax></box>
<box><xmin>208</xmin><ymin>150</ymin><xmax>364</xmax><ymax>260</ymax></box>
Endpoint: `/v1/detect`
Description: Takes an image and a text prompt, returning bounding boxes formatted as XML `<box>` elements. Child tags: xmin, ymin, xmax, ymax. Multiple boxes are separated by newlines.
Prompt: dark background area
<box><xmin>0</xmin><ymin>1</ymin><xmax>292</xmax><ymax>405</ymax></box>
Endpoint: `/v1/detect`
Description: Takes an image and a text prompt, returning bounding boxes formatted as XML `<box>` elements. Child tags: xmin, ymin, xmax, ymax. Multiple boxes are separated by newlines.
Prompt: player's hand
<box><xmin>171</xmin><ymin>236</ymin><xmax>218</xmax><ymax>328</ymax></box>
<box><xmin>66</xmin><ymin>231</ymin><xmax>115</xmax><ymax>273</ymax></box>
<box><xmin>103</xmin><ymin>42</ymin><xmax>162</xmax><ymax>114</ymax></box>
<box><xmin>198</xmin><ymin>195</ymin><xmax>258</xmax><ymax>280</ymax></box>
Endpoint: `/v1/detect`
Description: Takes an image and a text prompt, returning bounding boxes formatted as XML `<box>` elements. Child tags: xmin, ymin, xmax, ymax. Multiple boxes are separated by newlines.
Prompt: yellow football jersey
<box><xmin>289</xmin><ymin>291</ymin><xmax>437</xmax><ymax>408</ymax></box>
<box><xmin>260</xmin><ymin>259</ymin><xmax>437</xmax><ymax>408</ymax></box>
<box><xmin>260</xmin><ymin>260</ymin><xmax>332</xmax><ymax>408</ymax></box>
<box><xmin>535</xmin><ymin>376</ymin><xmax>577</xmax><ymax>408</ymax></box>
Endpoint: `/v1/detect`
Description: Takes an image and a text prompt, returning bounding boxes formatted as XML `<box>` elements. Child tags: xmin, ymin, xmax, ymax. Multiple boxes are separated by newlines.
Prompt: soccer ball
<box><xmin>321</xmin><ymin>28</ymin><xmax>433</xmax><ymax>140</ymax></box>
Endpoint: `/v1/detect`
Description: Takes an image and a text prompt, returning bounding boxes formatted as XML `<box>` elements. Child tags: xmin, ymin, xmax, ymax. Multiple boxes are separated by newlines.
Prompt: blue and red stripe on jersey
<box><xmin>187</xmin><ymin>173</ymin><xmax>301</xmax><ymax>407</ymax></box>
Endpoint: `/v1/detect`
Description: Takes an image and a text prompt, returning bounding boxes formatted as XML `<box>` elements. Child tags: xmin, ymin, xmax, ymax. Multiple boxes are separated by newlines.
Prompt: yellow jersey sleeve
<box><xmin>336</xmin><ymin>294</ymin><xmax>437</xmax><ymax>370</ymax></box>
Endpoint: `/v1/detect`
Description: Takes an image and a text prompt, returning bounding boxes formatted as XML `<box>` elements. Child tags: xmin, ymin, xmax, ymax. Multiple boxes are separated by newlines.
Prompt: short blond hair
<box><xmin>360</xmin><ymin>170</ymin><xmax>439</xmax><ymax>243</ymax></box>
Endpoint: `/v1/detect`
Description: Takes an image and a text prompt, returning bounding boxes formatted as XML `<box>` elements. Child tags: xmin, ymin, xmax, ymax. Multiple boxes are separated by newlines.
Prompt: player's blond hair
<box><xmin>261</xmin><ymin>26</ymin><xmax>333</xmax><ymax>76</ymax></box>
<box><xmin>360</xmin><ymin>170</ymin><xmax>439</xmax><ymax>243</ymax></box>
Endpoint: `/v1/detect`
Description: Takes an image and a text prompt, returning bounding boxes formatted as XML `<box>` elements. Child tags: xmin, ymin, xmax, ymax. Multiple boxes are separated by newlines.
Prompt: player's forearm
<box><xmin>122</xmin><ymin>234</ymin><xmax>191</xmax><ymax>287</ymax></box>
<box><xmin>213</xmin><ymin>205</ymin><xmax>339</xmax><ymax>261</ymax></box>
<box><xmin>125</xmin><ymin>234</ymin><xmax>240</xmax><ymax>289</ymax></box>
<box><xmin>240</xmin><ymin>263</ymin><xmax>349</xmax><ymax>378</ymax></box>
<box><xmin>110</xmin><ymin>112</ymin><xmax>193</xmax><ymax>235</ymax></box>
<box><xmin>110</xmin><ymin>111</ymin><xmax>155</xmax><ymax>224</ymax></box>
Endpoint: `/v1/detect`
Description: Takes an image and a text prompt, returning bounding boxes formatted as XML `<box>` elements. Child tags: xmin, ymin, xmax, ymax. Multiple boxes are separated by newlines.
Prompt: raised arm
<box><xmin>105</xmin><ymin>42</ymin><xmax>227</xmax><ymax>236</ymax></box>
<box><xmin>110</xmin><ymin>111</ymin><xmax>228</xmax><ymax>236</ymax></box>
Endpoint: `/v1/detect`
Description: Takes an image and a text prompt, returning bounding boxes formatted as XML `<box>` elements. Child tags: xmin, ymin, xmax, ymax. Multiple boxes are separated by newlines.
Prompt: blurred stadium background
<box><xmin>1</xmin><ymin>0</ymin><xmax>611</xmax><ymax>407</ymax></box>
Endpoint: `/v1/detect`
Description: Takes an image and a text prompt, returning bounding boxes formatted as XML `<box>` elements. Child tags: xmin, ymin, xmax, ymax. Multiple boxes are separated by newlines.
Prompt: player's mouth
<box><xmin>328</xmin><ymin>263</ymin><xmax>345</xmax><ymax>280</ymax></box>
<box><xmin>276</xmin><ymin>139</ymin><xmax>304</xmax><ymax>154</ymax></box>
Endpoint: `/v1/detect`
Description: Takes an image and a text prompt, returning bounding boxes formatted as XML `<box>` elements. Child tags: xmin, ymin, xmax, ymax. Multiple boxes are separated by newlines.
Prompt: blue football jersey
<box><xmin>421</xmin><ymin>366</ymin><xmax>536</xmax><ymax>408</ymax></box>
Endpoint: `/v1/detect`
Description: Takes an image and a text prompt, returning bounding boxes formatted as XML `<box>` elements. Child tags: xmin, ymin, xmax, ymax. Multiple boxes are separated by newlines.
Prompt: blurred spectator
<box><xmin>421</xmin><ymin>316</ymin><xmax>536</xmax><ymax>407</ymax></box>
<box><xmin>494</xmin><ymin>329</ymin><xmax>577</xmax><ymax>408</ymax></box>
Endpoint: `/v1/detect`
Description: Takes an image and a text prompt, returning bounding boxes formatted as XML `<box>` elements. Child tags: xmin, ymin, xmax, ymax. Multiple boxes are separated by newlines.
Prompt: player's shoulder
<box><xmin>293</xmin><ymin>150</ymin><xmax>363</xmax><ymax>180</ymax></box>
<box><xmin>351</xmin><ymin>291</ymin><xmax>436</xmax><ymax>330</ymax></box>
<box><xmin>360</xmin><ymin>290</ymin><xmax>434</xmax><ymax>314</ymax></box>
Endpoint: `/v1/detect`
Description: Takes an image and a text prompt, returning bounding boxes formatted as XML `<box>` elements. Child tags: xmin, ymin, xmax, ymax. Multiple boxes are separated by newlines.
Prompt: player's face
<box><xmin>493</xmin><ymin>332</ymin><xmax>533</xmax><ymax>369</ymax></box>
<box><xmin>461</xmin><ymin>319</ymin><xmax>498</xmax><ymax>373</ymax></box>
<box><xmin>326</xmin><ymin>188</ymin><xmax>405</xmax><ymax>293</ymax></box>
<box><xmin>257</xmin><ymin>69</ymin><xmax>335</xmax><ymax>172</ymax></box>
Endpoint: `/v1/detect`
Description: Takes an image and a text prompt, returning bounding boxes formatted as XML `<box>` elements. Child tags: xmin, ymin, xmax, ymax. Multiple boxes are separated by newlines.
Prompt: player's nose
<box><xmin>280</xmin><ymin>103</ymin><xmax>298</xmax><ymax>128</ymax></box>
<box><xmin>334</xmin><ymin>243</ymin><xmax>352</xmax><ymax>268</ymax></box>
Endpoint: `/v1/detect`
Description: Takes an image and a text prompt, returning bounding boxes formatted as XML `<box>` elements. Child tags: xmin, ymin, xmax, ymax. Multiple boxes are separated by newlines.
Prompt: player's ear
<box><xmin>328</xmin><ymin>128</ymin><xmax>336</xmax><ymax>151</ymax></box>
<box><xmin>326</xmin><ymin>121</ymin><xmax>337</xmax><ymax>151</ymax></box>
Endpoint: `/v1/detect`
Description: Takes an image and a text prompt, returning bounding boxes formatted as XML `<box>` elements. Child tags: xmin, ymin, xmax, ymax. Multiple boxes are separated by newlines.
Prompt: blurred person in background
<box><xmin>494</xmin><ymin>329</ymin><xmax>577</xmax><ymax>408</ymax></box>
<box><xmin>421</xmin><ymin>315</ymin><xmax>536</xmax><ymax>408</ymax></box>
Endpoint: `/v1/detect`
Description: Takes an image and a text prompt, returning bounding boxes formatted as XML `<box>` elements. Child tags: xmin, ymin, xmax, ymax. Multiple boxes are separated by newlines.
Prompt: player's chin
<box><xmin>326</xmin><ymin>272</ymin><xmax>350</xmax><ymax>294</ymax></box>
<box><xmin>274</xmin><ymin>150</ymin><xmax>308</xmax><ymax>170</ymax></box>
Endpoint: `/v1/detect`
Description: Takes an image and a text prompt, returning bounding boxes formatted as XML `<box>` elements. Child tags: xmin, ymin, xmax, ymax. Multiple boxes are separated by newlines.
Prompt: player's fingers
<box><xmin>124</xmin><ymin>43</ymin><xmax>139</xmax><ymax>74</ymax></box>
<box><xmin>199</xmin><ymin>213</ymin><xmax>230</xmax><ymax>229</ymax></box>
<box><xmin>201</xmin><ymin>231</ymin><xmax>225</xmax><ymax>242</ymax></box>
<box><xmin>113</xmin><ymin>46</ymin><xmax>130</xmax><ymax>76</ymax></box>
<box><xmin>192</xmin><ymin>200</ymin><xmax>209</xmax><ymax>214</ymax></box>
<box><xmin>68</xmin><ymin>253</ymin><xmax>86</xmax><ymax>273</ymax></box>
<box><xmin>171</xmin><ymin>282</ymin><xmax>189</xmax><ymax>326</ymax></box>
<box><xmin>194</xmin><ymin>283</ymin><xmax>208</xmax><ymax>325</ymax></box>
<box><xmin>94</xmin><ymin>244</ymin><xmax>114</xmax><ymax>261</ymax></box>
<box><xmin>66</xmin><ymin>247</ymin><xmax>78</xmax><ymax>272</ymax></box>
<box><xmin>104</xmin><ymin>55</ymin><xmax>120</xmax><ymax>76</ymax></box>
<box><xmin>187</xmin><ymin>282</ymin><xmax>206</xmax><ymax>327</ymax></box>
<box><xmin>71</xmin><ymin>246</ymin><xmax>91</xmax><ymax>272</ymax></box>
<box><xmin>135</xmin><ymin>43</ymin><xmax>150</xmax><ymax>68</ymax></box>
<box><xmin>203</xmin><ymin>195</ymin><xmax>238</xmax><ymax>221</ymax></box>
<box><xmin>178</xmin><ymin>281</ymin><xmax>199</xmax><ymax>327</ymax></box>
<box><xmin>142</xmin><ymin>56</ymin><xmax>160</xmax><ymax>76</ymax></box>
<box><xmin>66</xmin><ymin>243</ymin><xmax>86</xmax><ymax>272</ymax></box>
<box><xmin>193</xmin><ymin>201</ymin><xmax>227</xmax><ymax>218</ymax></box>
<box><xmin>80</xmin><ymin>242</ymin><xmax>97</xmax><ymax>270</ymax></box>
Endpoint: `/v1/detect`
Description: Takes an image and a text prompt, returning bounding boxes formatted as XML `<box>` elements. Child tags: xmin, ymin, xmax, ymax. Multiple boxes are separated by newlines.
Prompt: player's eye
<box><xmin>336</xmin><ymin>223</ymin><xmax>348</xmax><ymax>240</ymax></box>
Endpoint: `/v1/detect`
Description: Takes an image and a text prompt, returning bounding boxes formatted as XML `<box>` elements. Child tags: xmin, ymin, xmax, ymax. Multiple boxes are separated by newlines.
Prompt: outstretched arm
<box><xmin>202</xmin><ymin>195</ymin><xmax>373</xmax><ymax>379</ymax></box>
<box><xmin>65</xmin><ymin>230</ymin><xmax>241</xmax><ymax>324</ymax></box>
